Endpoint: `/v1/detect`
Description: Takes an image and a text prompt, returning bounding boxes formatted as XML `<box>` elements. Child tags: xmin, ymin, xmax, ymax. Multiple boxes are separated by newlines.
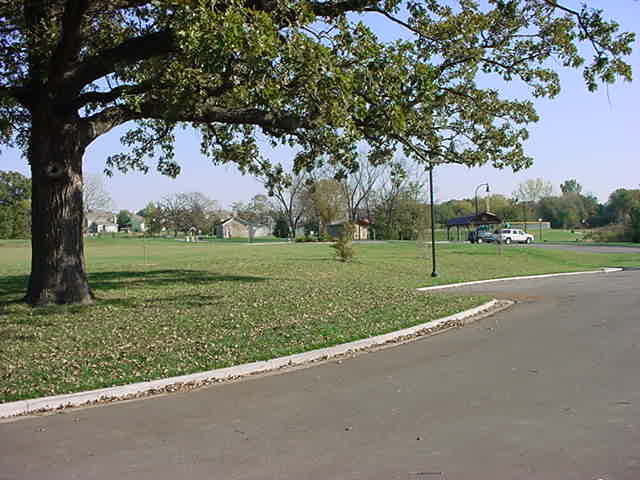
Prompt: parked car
<box><xmin>468</xmin><ymin>229</ymin><xmax>497</xmax><ymax>244</ymax></box>
<box><xmin>495</xmin><ymin>228</ymin><xmax>534</xmax><ymax>244</ymax></box>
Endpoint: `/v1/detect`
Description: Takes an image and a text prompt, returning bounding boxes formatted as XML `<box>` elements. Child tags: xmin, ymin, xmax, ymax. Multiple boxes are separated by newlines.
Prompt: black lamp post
<box><xmin>474</xmin><ymin>183</ymin><xmax>490</xmax><ymax>216</ymax></box>
<box><xmin>392</xmin><ymin>136</ymin><xmax>443</xmax><ymax>279</ymax></box>
<box><xmin>514</xmin><ymin>197</ymin><xmax>527</xmax><ymax>231</ymax></box>
<box><xmin>429</xmin><ymin>165</ymin><xmax>438</xmax><ymax>277</ymax></box>
<box><xmin>538</xmin><ymin>218</ymin><xmax>543</xmax><ymax>241</ymax></box>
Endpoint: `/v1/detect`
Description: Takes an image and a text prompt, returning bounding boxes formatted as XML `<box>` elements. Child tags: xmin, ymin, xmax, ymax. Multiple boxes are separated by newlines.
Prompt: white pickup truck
<box><xmin>495</xmin><ymin>228</ymin><xmax>534</xmax><ymax>244</ymax></box>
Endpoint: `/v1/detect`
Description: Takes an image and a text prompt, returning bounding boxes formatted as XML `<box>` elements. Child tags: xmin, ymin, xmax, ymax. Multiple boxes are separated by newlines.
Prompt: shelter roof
<box><xmin>446</xmin><ymin>212</ymin><xmax>502</xmax><ymax>227</ymax></box>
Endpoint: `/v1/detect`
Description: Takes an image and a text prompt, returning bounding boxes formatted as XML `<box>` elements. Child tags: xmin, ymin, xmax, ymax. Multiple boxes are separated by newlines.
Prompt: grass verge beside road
<box><xmin>537</xmin><ymin>229</ymin><xmax>583</xmax><ymax>242</ymax></box>
<box><xmin>1</xmin><ymin>239</ymin><xmax>638</xmax><ymax>404</ymax></box>
<box><xmin>533</xmin><ymin>229</ymin><xmax>640</xmax><ymax>246</ymax></box>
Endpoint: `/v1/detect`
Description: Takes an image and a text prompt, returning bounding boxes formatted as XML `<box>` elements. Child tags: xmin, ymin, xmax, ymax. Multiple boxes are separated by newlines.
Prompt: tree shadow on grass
<box><xmin>0</xmin><ymin>269</ymin><xmax>268</xmax><ymax>312</ymax></box>
<box><xmin>87</xmin><ymin>269</ymin><xmax>268</xmax><ymax>291</ymax></box>
<box><xmin>0</xmin><ymin>291</ymin><xmax>229</xmax><ymax>343</ymax></box>
<box><xmin>0</xmin><ymin>275</ymin><xmax>28</xmax><ymax>300</ymax></box>
<box><xmin>97</xmin><ymin>292</ymin><xmax>226</xmax><ymax>309</ymax></box>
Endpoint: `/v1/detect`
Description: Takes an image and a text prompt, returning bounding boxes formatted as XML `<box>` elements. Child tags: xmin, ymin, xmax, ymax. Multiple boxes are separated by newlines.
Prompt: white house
<box><xmin>85</xmin><ymin>210</ymin><xmax>118</xmax><ymax>233</ymax></box>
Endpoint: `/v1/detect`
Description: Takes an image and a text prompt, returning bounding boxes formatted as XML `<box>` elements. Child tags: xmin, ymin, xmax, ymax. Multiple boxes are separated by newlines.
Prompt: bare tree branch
<box><xmin>83</xmin><ymin>172</ymin><xmax>113</xmax><ymax>212</ymax></box>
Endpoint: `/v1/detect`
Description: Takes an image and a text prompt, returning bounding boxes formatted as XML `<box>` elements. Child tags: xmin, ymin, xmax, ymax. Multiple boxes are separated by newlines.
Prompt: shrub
<box><xmin>331</xmin><ymin>223</ymin><xmax>356</xmax><ymax>262</ymax></box>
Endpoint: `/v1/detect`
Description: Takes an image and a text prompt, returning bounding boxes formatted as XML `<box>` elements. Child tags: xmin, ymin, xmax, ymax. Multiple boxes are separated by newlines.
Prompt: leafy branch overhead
<box><xmin>1</xmin><ymin>0</ymin><xmax>634</xmax><ymax>175</ymax></box>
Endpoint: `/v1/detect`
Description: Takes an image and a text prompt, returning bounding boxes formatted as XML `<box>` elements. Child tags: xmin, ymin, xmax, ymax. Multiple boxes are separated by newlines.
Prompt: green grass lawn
<box><xmin>1</xmin><ymin>238</ymin><xmax>639</xmax><ymax>403</ymax></box>
<box><xmin>536</xmin><ymin>229</ymin><xmax>580</xmax><ymax>242</ymax></box>
<box><xmin>535</xmin><ymin>229</ymin><xmax>586</xmax><ymax>242</ymax></box>
<box><xmin>534</xmin><ymin>229</ymin><xmax>640</xmax><ymax>246</ymax></box>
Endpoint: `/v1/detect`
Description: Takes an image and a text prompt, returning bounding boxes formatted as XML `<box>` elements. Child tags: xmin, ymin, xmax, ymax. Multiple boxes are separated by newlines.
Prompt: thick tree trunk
<box><xmin>26</xmin><ymin>110</ymin><xmax>93</xmax><ymax>305</ymax></box>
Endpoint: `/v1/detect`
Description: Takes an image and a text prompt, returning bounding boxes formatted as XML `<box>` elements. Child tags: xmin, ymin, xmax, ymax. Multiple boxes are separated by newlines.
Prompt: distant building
<box><xmin>130</xmin><ymin>214</ymin><xmax>146</xmax><ymax>233</ymax></box>
<box><xmin>117</xmin><ymin>213</ymin><xmax>146</xmax><ymax>233</ymax></box>
<box><xmin>326</xmin><ymin>220</ymin><xmax>369</xmax><ymax>240</ymax></box>
<box><xmin>85</xmin><ymin>210</ymin><xmax>117</xmax><ymax>233</ymax></box>
<box><xmin>445</xmin><ymin>211</ymin><xmax>502</xmax><ymax>241</ymax></box>
<box><xmin>215</xmin><ymin>217</ymin><xmax>271</xmax><ymax>239</ymax></box>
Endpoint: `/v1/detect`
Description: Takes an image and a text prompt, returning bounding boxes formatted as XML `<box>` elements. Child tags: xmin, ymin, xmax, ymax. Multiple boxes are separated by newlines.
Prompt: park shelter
<box><xmin>446</xmin><ymin>212</ymin><xmax>502</xmax><ymax>241</ymax></box>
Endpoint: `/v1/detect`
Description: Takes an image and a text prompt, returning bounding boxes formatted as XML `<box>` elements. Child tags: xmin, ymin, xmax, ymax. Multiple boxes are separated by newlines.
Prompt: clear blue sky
<box><xmin>1</xmin><ymin>1</ymin><xmax>638</xmax><ymax>212</ymax></box>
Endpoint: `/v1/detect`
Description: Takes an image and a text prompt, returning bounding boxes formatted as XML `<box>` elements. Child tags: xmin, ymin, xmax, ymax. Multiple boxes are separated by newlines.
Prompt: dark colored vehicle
<box><xmin>468</xmin><ymin>229</ymin><xmax>496</xmax><ymax>244</ymax></box>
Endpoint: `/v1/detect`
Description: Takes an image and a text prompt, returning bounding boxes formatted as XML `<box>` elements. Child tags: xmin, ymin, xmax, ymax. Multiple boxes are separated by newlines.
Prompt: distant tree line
<box><xmin>2</xmin><ymin>169</ymin><xmax>638</xmax><ymax>243</ymax></box>
<box><xmin>253</xmin><ymin>155</ymin><xmax>436</xmax><ymax>241</ymax></box>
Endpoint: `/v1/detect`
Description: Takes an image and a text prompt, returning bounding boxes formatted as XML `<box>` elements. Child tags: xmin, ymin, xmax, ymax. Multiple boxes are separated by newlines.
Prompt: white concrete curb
<box><xmin>0</xmin><ymin>300</ymin><xmax>502</xmax><ymax>419</ymax></box>
<box><xmin>417</xmin><ymin>268</ymin><xmax>623</xmax><ymax>292</ymax></box>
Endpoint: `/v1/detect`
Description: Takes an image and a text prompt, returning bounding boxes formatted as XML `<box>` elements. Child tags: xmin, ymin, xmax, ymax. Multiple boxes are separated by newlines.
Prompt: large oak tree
<box><xmin>0</xmin><ymin>0</ymin><xmax>634</xmax><ymax>304</ymax></box>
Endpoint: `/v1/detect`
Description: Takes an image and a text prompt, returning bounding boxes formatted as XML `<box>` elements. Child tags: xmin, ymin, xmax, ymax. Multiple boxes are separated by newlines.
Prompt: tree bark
<box><xmin>26</xmin><ymin>109</ymin><xmax>93</xmax><ymax>305</ymax></box>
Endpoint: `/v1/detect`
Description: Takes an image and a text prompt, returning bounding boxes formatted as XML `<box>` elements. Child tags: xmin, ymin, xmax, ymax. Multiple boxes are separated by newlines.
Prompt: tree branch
<box><xmin>69</xmin><ymin>81</ymin><xmax>154</xmax><ymax>111</ymax></box>
<box><xmin>541</xmin><ymin>0</ymin><xmax>581</xmax><ymax>18</ymax></box>
<box><xmin>49</xmin><ymin>0</ymin><xmax>91</xmax><ymax>85</ymax></box>
<box><xmin>82</xmin><ymin>106</ymin><xmax>131</xmax><ymax>142</ymax></box>
<box><xmin>0</xmin><ymin>85</ymin><xmax>30</xmax><ymax>105</ymax></box>
<box><xmin>362</xmin><ymin>8</ymin><xmax>440</xmax><ymax>43</ymax></box>
<box><xmin>61</xmin><ymin>29</ymin><xmax>177</xmax><ymax>95</ymax></box>
<box><xmin>0</xmin><ymin>86</ymin><xmax>17</xmax><ymax>98</ymax></box>
<box><xmin>308</xmin><ymin>0</ymin><xmax>380</xmax><ymax>17</ymax></box>
<box><xmin>83</xmin><ymin>101</ymin><xmax>307</xmax><ymax>143</ymax></box>
<box><xmin>541</xmin><ymin>0</ymin><xmax>607</xmax><ymax>57</ymax></box>
<box><xmin>68</xmin><ymin>71</ymin><xmax>238</xmax><ymax>112</ymax></box>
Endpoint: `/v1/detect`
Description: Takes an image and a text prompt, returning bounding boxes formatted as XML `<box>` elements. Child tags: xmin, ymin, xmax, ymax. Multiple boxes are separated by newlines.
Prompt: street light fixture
<box><xmin>475</xmin><ymin>183</ymin><xmax>490</xmax><ymax>216</ymax></box>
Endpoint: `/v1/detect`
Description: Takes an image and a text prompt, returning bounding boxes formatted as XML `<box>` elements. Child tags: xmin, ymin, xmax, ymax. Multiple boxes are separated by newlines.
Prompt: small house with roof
<box><xmin>215</xmin><ymin>217</ymin><xmax>271</xmax><ymax>239</ymax></box>
<box><xmin>326</xmin><ymin>219</ymin><xmax>370</xmax><ymax>240</ymax></box>
<box><xmin>85</xmin><ymin>210</ymin><xmax>118</xmax><ymax>234</ymax></box>
<box><xmin>129</xmin><ymin>213</ymin><xmax>146</xmax><ymax>233</ymax></box>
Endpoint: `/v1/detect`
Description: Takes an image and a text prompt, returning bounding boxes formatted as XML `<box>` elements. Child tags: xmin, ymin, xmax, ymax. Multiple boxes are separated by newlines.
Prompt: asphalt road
<box><xmin>2</xmin><ymin>270</ymin><xmax>640</xmax><ymax>480</ymax></box>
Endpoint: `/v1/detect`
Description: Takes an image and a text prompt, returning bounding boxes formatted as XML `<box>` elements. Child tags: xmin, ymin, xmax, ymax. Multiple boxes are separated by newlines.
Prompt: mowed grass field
<box><xmin>531</xmin><ymin>229</ymin><xmax>640</xmax><ymax>246</ymax></box>
<box><xmin>1</xmin><ymin>238</ymin><xmax>639</xmax><ymax>403</ymax></box>
<box><xmin>537</xmin><ymin>229</ymin><xmax>584</xmax><ymax>242</ymax></box>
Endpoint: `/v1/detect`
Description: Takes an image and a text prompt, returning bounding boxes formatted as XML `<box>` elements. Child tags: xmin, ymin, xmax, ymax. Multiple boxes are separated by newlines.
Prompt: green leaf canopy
<box><xmin>0</xmin><ymin>0</ymin><xmax>634</xmax><ymax>175</ymax></box>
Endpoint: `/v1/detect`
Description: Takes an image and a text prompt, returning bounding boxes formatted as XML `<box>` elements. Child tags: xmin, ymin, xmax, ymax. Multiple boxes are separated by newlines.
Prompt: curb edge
<box><xmin>416</xmin><ymin>268</ymin><xmax>623</xmax><ymax>292</ymax></box>
<box><xmin>0</xmin><ymin>299</ymin><xmax>505</xmax><ymax>420</ymax></box>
